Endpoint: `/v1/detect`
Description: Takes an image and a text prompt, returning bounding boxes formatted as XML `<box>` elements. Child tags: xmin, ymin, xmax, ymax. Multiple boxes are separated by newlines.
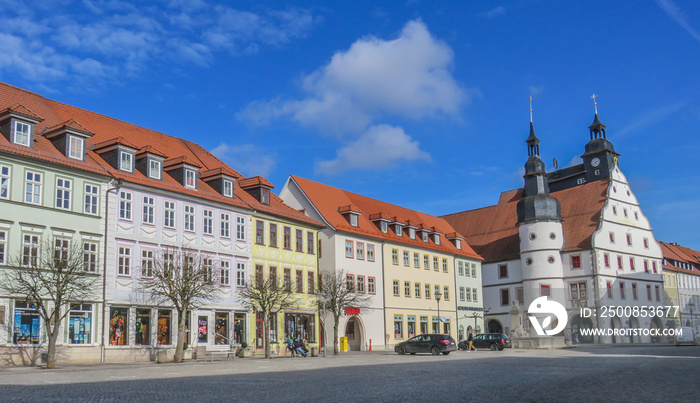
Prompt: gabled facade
<box><xmin>443</xmin><ymin>112</ymin><xmax>665</xmax><ymax>344</ymax></box>
<box><xmin>660</xmin><ymin>241</ymin><xmax>700</xmax><ymax>332</ymax></box>
<box><xmin>280</xmin><ymin>176</ymin><xmax>482</xmax><ymax>351</ymax></box>
<box><xmin>240</xmin><ymin>176</ymin><xmax>324</xmax><ymax>355</ymax></box>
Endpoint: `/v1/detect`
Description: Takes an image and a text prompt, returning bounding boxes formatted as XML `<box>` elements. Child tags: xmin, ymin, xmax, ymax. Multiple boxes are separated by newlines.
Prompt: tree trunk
<box><xmin>264</xmin><ymin>311</ymin><xmax>271</xmax><ymax>359</ymax></box>
<box><xmin>46</xmin><ymin>311</ymin><xmax>61</xmax><ymax>369</ymax></box>
<box><xmin>333</xmin><ymin>313</ymin><xmax>340</xmax><ymax>355</ymax></box>
<box><xmin>173</xmin><ymin>309</ymin><xmax>187</xmax><ymax>363</ymax></box>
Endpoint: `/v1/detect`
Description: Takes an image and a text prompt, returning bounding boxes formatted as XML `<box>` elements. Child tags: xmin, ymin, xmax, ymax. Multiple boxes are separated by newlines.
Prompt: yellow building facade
<box><xmin>383</xmin><ymin>244</ymin><xmax>458</xmax><ymax>346</ymax></box>
<box><xmin>250</xmin><ymin>213</ymin><xmax>322</xmax><ymax>355</ymax></box>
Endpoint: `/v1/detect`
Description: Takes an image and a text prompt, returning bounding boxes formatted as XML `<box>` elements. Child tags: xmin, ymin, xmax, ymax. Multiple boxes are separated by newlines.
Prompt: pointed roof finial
<box><xmin>591</xmin><ymin>93</ymin><xmax>598</xmax><ymax>115</ymax></box>
<box><xmin>528</xmin><ymin>96</ymin><xmax>533</xmax><ymax>123</ymax></box>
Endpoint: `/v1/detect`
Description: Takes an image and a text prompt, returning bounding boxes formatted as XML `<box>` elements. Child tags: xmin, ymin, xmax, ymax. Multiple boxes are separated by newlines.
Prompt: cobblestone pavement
<box><xmin>1</xmin><ymin>345</ymin><xmax>699</xmax><ymax>402</ymax></box>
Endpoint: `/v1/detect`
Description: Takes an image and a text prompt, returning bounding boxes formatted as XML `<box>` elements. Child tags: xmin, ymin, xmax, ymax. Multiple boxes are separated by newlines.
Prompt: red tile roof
<box><xmin>289</xmin><ymin>176</ymin><xmax>482</xmax><ymax>259</ymax></box>
<box><xmin>239</xmin><ymin>176</ymin><xmax>274</xmax><ymax>189</ymax></box>
<box><xmin>660</xmin><ymin>241</ymin><xmax>700</xmax><ymax>276</ymax></box>
<box><xmin>442</xmin><ymin>180</ymin><xmax>609</xmax><ymax>263</ymax></box>
<box><xmin>136</xmin><ymin>145</ymin><xmax>168</xmax><ymax>159</ymax></box>
<box><xmin>0</xmin><ymin>81</ymin><xmax>321</xmax><ymax>228</ymax></box>
<box><xmin>43</xmin><ymin>119</ymin><xmax>94</xmax><ymax>139</ymax></box>
<box><xmin>163</xmin><ymin>155</ymin><xmax>203</xmax><ymax>169</ymax></box>
<box><xmin>0</xmin><ymin>103</ymin><xmax>43</xmax><ymax>122</ymax></box>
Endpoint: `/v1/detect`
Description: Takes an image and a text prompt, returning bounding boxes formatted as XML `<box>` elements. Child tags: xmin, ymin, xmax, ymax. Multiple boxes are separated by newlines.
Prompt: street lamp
<box><xmin>435</xmin><ymin>290</ymin><xmax>442</xmax><ymax>333</ymax></box>
<box><xmin>689</xmin><ymin>302</ymin><xmax>696</xmax><ymax>330</ymax></box>
<box><xmin>316</xmin><ymin>292</ymin><xmax>329</xmax><ymax>358</ymax></box>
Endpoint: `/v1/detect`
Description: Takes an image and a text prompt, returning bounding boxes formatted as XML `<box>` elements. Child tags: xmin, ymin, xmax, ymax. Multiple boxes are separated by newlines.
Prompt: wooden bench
<box><xmin>204</xmin><ymin>344</ymin><xmax>239</xmax><ymax>362</ymax></box>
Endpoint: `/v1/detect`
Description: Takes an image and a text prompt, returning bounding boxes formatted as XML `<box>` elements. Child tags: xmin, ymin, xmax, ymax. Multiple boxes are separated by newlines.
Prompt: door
<box><xmin>255</xmin><ymin>318</ymin><xmax>264</xmax><ymax>349</ymax></box>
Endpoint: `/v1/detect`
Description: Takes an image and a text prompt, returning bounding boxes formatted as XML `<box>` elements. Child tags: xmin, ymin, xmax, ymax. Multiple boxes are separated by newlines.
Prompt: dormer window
<box><xmin>120</xmin><ymin>151</ymin><xmax>134</xmax><ymax>172</ymax></box>
<box><xmin>149</xmin><ymin>159</ymin><xmax>162</xmax><ymax>180</ymax></box>
<box><xmin>434</xmin><ymin>234</ymin><xmax>441</xmax><ymax>245</ymax></box>
<box><xmin>13</xmin><ymin>120</ymin><xmax>31</xmax><ymax>146</ymax></box>
<box><xmin>395</xmin><ymin>224</ymin><xmax>403</xmax><ymax>237</ymax></box>
<box><xmin>408</xmin><ymin>228</ymin><xmax>416</xmax><ymax>240</ymax></box>
<box><xmin>455</xmin><ymin>239</ymin><xmax>462</xmax><ymax>250</ymax></box>
<box><xmin>185</xmin><ymin>169</ymin><xmax>196</xmax><ymax>189</ymax></box>
<box><xmin>261</xmin><ymin>188</ymin><xmax>270</xmax><ymax>205</ymax></box>
<box><xmin>350</xmin><ymin>213</ymin><xmax>358</xmax><ymax>227</ymax></box>
<box><xmin>223</xmin><ymin>179</ymin><xmax>233</xmax><ymax>197</ymax></box>
<box><xmin>422</xmin><ymin>231</ymin><xmax>429</xmax><ymax>242</ymax></box>
<box><xmin>68</xmin><ymin>136</ymin><xmax>84</xmax><ymax>160</ymax></box>
<box><xmin>381</xmin><ymin>221</ymin><xmax>388</xmax><ymax>233</ymax></box>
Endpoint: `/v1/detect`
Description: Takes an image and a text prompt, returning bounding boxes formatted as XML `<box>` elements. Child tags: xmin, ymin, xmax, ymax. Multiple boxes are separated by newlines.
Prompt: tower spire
<box><xmin>591</xmin><ymin>93</ymin><xmax>598</xmax><ymax>115</ymax></box>
<box><xmin>526</xmin><ymin>96</ymin><xmax>540</xmax><ymax>157</ymax></box>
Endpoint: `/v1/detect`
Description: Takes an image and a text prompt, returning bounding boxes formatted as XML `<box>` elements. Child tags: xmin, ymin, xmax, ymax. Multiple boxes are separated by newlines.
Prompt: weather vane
<box><xmin>528</xmin><ymin>96</ymin><xmax>533</xmax><ymax>122</ymax></box>
<box><xmin>591</xmin><ymin>93</ymin><xmax>598</xmax><ymax>114</ymax></box>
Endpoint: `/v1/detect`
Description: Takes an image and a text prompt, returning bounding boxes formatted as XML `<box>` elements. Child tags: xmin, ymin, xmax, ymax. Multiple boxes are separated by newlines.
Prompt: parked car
<box><xmin>675</xmin><ymin>327</ymin><xmax>697</xmax><ymax>346</ymax></box>
<box><xmin>458</xmin><ymin>333</ymin><xmax>511</xmax><ymax>351</ymax></box>
<box><xmin>395</xmin><ymin>334</ymin><xmax>457</xmax><ymax>355</ymax></box>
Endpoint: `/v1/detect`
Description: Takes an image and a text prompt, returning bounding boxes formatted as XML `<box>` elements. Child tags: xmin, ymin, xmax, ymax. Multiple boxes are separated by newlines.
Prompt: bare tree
<box><xmin>318</xmin><ymin>269</ymin><xmax>373</xmax><ymax>355</ymax></box>
<box><xmin>0</xmin><ymin>238</ymin><xmax>99</xmax><ymax>369</ymax></box>
<box><xmin>237</xmin><ymin>273</ymin><xmax>301</xmax><ymax>359</ymax></box>
<box><xmin>138</xmin><ymin>246</ymin><xmax>219</xmax><ymax>363</ymax></box>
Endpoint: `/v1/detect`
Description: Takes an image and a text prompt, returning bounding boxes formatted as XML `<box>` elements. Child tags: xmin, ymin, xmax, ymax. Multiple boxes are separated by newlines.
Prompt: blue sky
<box><xmin>2</xmin><ymin>0</ymin><xmax>699</xmax><ymax>249</ymax></box>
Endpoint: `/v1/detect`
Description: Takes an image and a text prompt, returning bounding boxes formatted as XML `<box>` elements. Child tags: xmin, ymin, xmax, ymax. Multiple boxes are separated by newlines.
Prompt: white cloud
<box><xmin>477</xmin><ymin>6</ymin><xmax>506</xmax><ymax>19</ymax></box>
<box><xmin>211</xmin><ymin>142</ymin><xmax>277</xmax><ymax>178</ymax></box>
<box><xmin>656</xmin><ymin>0</ymin><xmax>700</xmax><ymax>43</ymax></box>
<box><xmin>316</xmin><ymin>125</ymin><xmax>431</xmax><ymax>175</ymax></box>
<box><xmin>0</xmin><ymin>1</ymin><xmax>317</xmax><ymax>83</ymax></box>
<box><xmin>240</xmin><ymin>19</ymin><xmax>469</xmax><ymax>174</ymax></box>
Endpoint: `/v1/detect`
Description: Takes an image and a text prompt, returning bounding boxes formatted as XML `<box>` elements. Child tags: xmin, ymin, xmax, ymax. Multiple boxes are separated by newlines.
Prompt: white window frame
<box><xmin>119</xmin><ymin>151</ymin><xmax>133</xmax><ymax>172</ymax></box>
<box><xmin>68</xmin><ymin>135</ymin><xmax>84</xmax><ymax>160</ymax></box>
<box><xmin>367</xmin><ymin>244</ymin><xmax>375</xmax><ymax>262</ymax></box>
<box><xmin>223</xmin><ymin>179</ymin><xmax>233</xmax><ymax>197</ymax></box>
<box><xmin>118</xmin><ymin>246</ymin><xmax>131</xmax><ymax>277</ymax></box>
<box><xmin>368</xmin><ymin>277</ymin><xmax>376</xmax><ymax>294</ymax></box>
<box><xmin>221</xmin><ymin>213</ymin><xmax>231</xmax><ymax>238</ymax></box>
<box><xmin>55</xmin><ymin>177</ymin><xmax>72</xmax><ymax>210</ymax></box>
<box><xmin>24</xmin><ymin>171</ymin><xmax>42</xmax><ymax>205</ymax></box>
<box><xmin>0</xmin><ymin>164</ymin><xmax>10</xmax><ymax>199</ymax></box>
<box><xmin>236</xmin><ymin>262</ymin><xmax>246</xmax><ymax>287</ymax></box>
<box><xmin>83</xmin><ymin>241</ymin><xmax>98</xmax><ymax>273</ymax></box>
<box><xmin>119</xmin><ymin>191</ymin><xmax>132</xmax><ymax>221</ymax></box>
<box><xmin>235</xmin><ymin>216</ymin><xmax>246</xmax><ymax>240</ymax></box>
<box><xmin>203</xmin><ymin>209</ymin><xmax>214</xmax><ymax>236</ymax></box>
<box><xmin>84</xmin><ymin>184</ymin><xmax>99</xmax><ymax>215</ymax></box>
<box><xmin>149</xmin><ymin>159</ymin><xmax>162</xmax><ymax>180</ymax></box>
<box><xmin>220</xmin><ymin>260</ymin><xmax>230</xmax><ymax>286</ymax></box>
<box><xmin>164</xmin><ymin>200</ymin><xmax>176</xmax><ymax>228</ymax></box>
<box><xmin>142</xmin><ymin>196</ymin><xmax>155</xmax><ymax>225</ymax></box>
<box><xmin>22</xmin><ymin>234</ymin><xmax>39</xmax><ymax>267</ymax></box>
<box><xmin>0</xmin><ymin>230</ymin><xmax>7</xmax><ymax>264</ymax></box>
<box><xmin>141</xmin><ymin>249</ymin><xmax>154</xmax><ymax>278</ymax></box>
<box><xmin>346</xmin><ymin>240</ymin><xmax>354</xmax><ymax>258</ymax></box>
<box><xmin>184</xmin><ymin>169</ymin><xmax>196</xmax><ymax>189</ymax></box>
<box><xmin>184</xmin><ymin>204</ymin><xmax>195</xmax><ymax>232</ymax></box>
<box><xmin>13</xmin><ymin>120</ymin><xmax>31</xmax><ymax>146</ymax></box>
<box><xmin>473</xmin><ymin>288</ymin><xmax>478</xmax><ymax>302</ymax></box>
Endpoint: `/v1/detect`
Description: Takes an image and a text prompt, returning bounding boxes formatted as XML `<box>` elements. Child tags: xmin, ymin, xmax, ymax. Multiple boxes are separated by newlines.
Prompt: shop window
<box><xmin>158</xmin><ymin>310</ymin><xmax>172</xmax><ymax>345</ymax></box>
<box><xmin>234</xmin><ymin>313</ymin><xmax>246</xmax><ymax>345</ymax></box>
<box><xmin>198</xmin><ymin>316</ymin><xmax>209</xmax><ymax>343</ymax></box>
<box><xmin>215</xmin><ymin>312</ymin><xmax>229</xmax><ymax>345</ymax></box>
<box><xmin>135</xmin><ymin>308</ymin><xmax>151</xmax><ymax>346</ymax></box>
<box><xmin>394</xmin><ymin>315</ymin><xmax>404</xmax><ymax>339</ymax></box>
<box><xmin>13</xmin><ymin>301</ymin><xmax>40</xmax><ymax>345</ymax></box>
<box><xmin>69</xmin><ymin>303</ymin><xmax>92</xmax><ymax>344</ymax></box>
<box><xmin>407</xmin><ymin>315</ymin><xmax>416</xmax><ymax>338</ymax></box>
<box><xmin>432</xmin><ymin>317</ymin><xmax>440</xmax><ymax>334</ymax></box>
<box><xmin>109</xmin><ymin>307</ymin><xmax>129</xmax><ymax>346</ymax></box>
<box><xmin>285</xmin><ymin>313</ymin><xmax>316</xmax><ymax>342</ymax></box>
<box><xmin>420</xmin><ymin>316</ymin><xmax>429</xmax><ymax>334</ymax></box>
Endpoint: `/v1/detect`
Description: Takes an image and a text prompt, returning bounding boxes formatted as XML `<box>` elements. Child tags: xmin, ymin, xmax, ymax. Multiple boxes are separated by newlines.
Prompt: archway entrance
<box><xmin>344</xmin><ymin>316</ymin><xmax>364</xmax><ymax>351</ymax></box>
<box><xmin>487</xmin><ymin>319</ymin><xmax>503</xmax><ymax>334</ymax></box>
<box><xmin>570</xmin><ymin>315</ymin><xmax>594</xmax><ymax>344</ymax></box>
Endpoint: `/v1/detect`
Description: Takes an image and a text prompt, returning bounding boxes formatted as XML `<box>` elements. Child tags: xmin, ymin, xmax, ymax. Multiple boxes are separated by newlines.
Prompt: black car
<box><xmin>395</xmin><ymin>334</ymin><xmax>457</xmax><ymax>355</ymax></box>
<box><xmin>458</xmin><ymin>333</ymin><xmax>511</xmax><ymax>351</ymax></box>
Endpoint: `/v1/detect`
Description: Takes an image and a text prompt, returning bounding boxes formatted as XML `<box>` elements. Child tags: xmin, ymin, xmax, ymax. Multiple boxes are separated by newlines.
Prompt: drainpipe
<box><xmin>380</xmin><ymin>241</ymin><xmax>387</xmax><ymax>350</ymax></box>
<box><xmin>101</xmin><ymin>178</ymin><xmax>122</xmax><ymax>363</ymax></box>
